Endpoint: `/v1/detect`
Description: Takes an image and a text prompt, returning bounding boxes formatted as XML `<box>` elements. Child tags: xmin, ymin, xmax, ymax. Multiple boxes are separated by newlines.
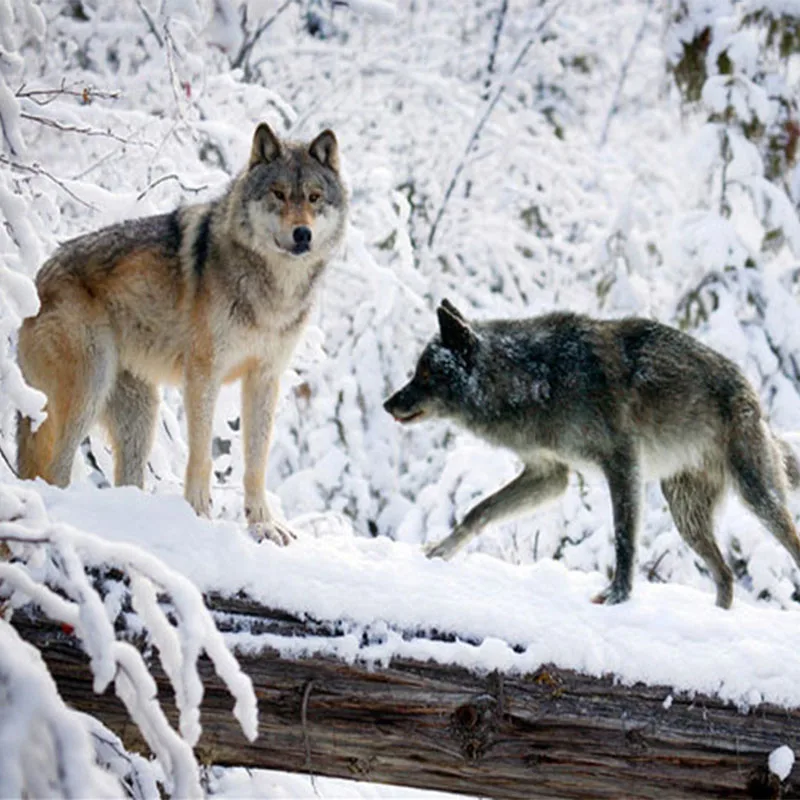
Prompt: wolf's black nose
<box><xmin>293</xmin><ymin>226</ymin><xmax>312</xmax><ymax>247</ymax></box>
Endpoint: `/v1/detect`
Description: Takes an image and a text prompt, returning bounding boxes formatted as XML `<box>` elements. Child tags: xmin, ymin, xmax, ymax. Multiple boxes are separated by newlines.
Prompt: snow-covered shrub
<box><xmin>0</xmin><ymin>482</ymin><xmax>258</xmax><ymax>798</ymax></box>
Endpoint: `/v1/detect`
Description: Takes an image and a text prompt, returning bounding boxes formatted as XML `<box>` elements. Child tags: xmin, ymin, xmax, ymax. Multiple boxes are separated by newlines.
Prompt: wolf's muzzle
<box><xmin>383</xmin><ymin>385</ymin><xmax>427</xmax><ymax>423</ymax></box>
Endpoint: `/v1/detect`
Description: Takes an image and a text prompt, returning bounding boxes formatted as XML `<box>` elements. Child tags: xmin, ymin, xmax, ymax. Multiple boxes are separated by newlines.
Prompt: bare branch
<box><xmin>135</xmin><ymin>0</ymin><xmax>164</xmax><ymax>48</ymax></box>
<box><xmin>231</xmin><ymin>0</ymin><xmax>295</xmax><ymax>75</ymax></box>
<box><xmin>16</xmin><ymin>80</ymin><xmax>121</xmax><ymax>106</ymax></box>
<box><xmin>598</xmin><ymin>0</ymin><xmax>654</xmax><ymax>148</ymax></box>
<box><xmin>19</xmin><ymin>112</ymin><xmax>133</xmax><ymax>144</ymax></box>
<box><xmin>482</xmin><ymin>0</ymin><xmax>510</xmax><ymax>101</ymax></box>
<box><xmin>0</xmin><ymin>154</ymin><xmax>98</xmax><ymax>210</ymax></box>
<box><xmin>427</xmin><ymin>0</ymin><xmax>566</xmax><ymax>249</ymax></box>
<box><xmin>136</xmin><ymin>172</ymin><xmax>208</xmax><ymax>202</ymax></box>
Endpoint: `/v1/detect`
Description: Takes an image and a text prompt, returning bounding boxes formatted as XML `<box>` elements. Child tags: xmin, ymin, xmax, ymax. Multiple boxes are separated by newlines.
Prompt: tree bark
<box><xmin>12</xmin><ymin>598</ymin><xmax>798</xmax><ymax>799</ymax></box>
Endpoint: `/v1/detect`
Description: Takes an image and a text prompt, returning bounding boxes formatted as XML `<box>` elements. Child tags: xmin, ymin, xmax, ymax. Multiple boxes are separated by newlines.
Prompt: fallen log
<box><xmin>12</xmin><ymin>597</ymin><xmax>799</xmax><ymax>799</ymax></box>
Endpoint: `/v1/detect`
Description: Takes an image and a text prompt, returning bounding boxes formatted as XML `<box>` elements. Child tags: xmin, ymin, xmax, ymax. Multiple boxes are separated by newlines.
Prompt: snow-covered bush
<box><xmin>0</xmin><ymin>482</ymin><xmax>258</xmax><ymax>798</ymax></box>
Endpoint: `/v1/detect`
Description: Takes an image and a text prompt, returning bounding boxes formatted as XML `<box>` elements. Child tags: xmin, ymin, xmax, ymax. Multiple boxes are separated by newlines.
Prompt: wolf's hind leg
<box><xmin>103</xmin><ymin>370</ymin><xmax>159</xmax><ymax>488</ymax></box>
<box><xmin>47</xmin><ymin>334</ymin><xmax>116</xmax><ymax>487</ymax></box>
<box><xmin>19</xmin><ymin>319</ymin><xmax>116</xmax><ymax>487</ymax></box>
<box><xmin>662</xmin><ymin>466</ymin><xmax>732</xmax><ymax>608</ymax></box>
<box><xmin>729</xmin><ymin>422</ymin><xmax>800</xmax><ymax>569</ymax></box>
<box><xmin>425</xmin><ymin>461</ymin><xmax>569</xmax><ymax>560</ymax></box>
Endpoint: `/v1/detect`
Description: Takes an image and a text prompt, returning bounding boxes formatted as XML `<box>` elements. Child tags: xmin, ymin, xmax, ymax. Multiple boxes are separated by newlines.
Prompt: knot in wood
<box><xmin>449</xmin><ymin>693</ymin><xmax>499</xmax><ymax>761</ymax></box>
<box><xmin>624</xmin><ymin>727</ymin><xmax>648</xmax><ymax>754</ymax></box>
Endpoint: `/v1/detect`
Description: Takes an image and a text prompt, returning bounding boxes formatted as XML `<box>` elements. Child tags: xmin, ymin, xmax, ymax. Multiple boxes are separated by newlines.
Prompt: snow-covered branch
<box><xmin>0</xmin><ymin>483</ymin><xmax>258</xmax><ymax>797</ymax></box>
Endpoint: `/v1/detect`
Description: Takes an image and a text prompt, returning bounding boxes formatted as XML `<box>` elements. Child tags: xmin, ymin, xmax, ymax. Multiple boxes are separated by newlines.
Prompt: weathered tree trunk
<box><xmin>12</xmin><ymin>598</ymin><xmax>798</xmax><ymax>799</ymax></box>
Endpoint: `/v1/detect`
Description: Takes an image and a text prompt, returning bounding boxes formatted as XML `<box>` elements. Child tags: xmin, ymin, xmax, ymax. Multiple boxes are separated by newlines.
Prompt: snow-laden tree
<box><xmin>666</xmin><ymin>0</ymin><xmax>800</xmax><ymax>603</ymax></box>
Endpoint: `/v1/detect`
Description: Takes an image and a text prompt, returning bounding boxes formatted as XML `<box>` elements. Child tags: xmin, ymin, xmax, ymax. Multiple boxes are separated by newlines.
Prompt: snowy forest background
<box><xmin>2</xmin><ymin>0</ymin><xmax>800</xmax><ymax>796</ymax></box>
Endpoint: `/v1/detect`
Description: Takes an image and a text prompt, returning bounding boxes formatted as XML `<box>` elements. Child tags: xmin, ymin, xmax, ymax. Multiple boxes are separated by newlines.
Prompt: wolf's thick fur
<box><xmin>17</xmin><ymin>123</ymin><xmax>347</xmax><ymax>536</ymax></box>
<box><xmin>384</xmin><ymin>300</ymin><xmax>800</xmax><ymax>608</ymax></box>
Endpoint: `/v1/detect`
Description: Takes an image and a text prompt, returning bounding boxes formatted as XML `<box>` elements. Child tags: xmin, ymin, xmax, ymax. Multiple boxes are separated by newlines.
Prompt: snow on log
<box><xmin>12</xmin><ymin>596</ymin><xmax>800</xmax><ymax>800</ymax></box>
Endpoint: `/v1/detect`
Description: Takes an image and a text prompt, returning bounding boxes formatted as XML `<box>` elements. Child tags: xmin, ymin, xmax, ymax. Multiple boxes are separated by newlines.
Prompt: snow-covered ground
<box><xmin>25</xmin><ymin>477</ymin><xmax>800</xmax><ymax>712</ymax></box>
<box><xmin>209</xmin><ymin>767</ymin><xmax>476</xmax><ymax>799</ymax></box>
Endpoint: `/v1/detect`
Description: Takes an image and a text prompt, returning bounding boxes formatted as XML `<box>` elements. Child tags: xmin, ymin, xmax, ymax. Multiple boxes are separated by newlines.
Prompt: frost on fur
<box><xmin>0</xmin><ymin>483</ymin><xmax>258</xmax><ymax>797</ymax></box>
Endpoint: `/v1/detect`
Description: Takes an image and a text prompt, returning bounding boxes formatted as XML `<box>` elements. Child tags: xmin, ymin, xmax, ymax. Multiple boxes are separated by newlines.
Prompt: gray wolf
<box><xmin>384</xmin><ymin>300</ymin><xmax>800</xmax><ymax>607</ymax></box>
<box><xmin>17</xmin><ymin>123</ymin><xmax>347</xmax><ymax>541</ymax></box>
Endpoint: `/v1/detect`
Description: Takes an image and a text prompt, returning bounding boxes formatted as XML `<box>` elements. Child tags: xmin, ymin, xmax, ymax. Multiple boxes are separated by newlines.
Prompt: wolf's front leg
<box><xmin>184</xmin><ymin>365</ymin><xmax>221</xmax><ymax>517</ymax></box>
<box><xmin>241</xmin><ymin>365</ymin><xmax>295</xmax><ymax>546</ymax></box>
<box><xmin>593</xmin><ymin>445</ymin><xmax>642</xmax><ymax>605</ymax></box>
<box><xmin>426</xmin><ymin>461</ymin><xmax>569</xmax><ymax>560</ymax></box>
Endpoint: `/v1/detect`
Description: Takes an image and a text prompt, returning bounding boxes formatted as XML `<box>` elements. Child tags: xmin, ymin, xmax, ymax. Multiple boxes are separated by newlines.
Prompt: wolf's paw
<box><xmin>248</xmin><ymin>519</ymin><xmax>297</xmax><ymax>547</ymax></box>
<box><xmin>185</xmin><ymin>485</ymin><xmax>212</xmax><ymax>517</ymax></box>
<box><xmin>424</xmin><ymin>538</ymin><xmax>457</xmax><ymax>560</ymax></box>
<box><xmin>591</xmin><ymin>584</ymin><xmax>630</xmax><ymax>606</ymax></box>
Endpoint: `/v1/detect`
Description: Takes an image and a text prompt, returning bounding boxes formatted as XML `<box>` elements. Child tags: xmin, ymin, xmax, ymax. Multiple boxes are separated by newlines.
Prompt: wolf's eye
<box><xmin>308</xmin><ymin>191</ymin><xmax>322</xmax><ymax>204</ymax></box>
<box><xmin>272</xmin><ymin>188</ymin><xmax>287</xmax><ymax>202</ymax></box>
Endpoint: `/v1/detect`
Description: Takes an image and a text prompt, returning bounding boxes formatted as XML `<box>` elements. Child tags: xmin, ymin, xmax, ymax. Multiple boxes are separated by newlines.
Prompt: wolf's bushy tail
<box><xmin>777</xmin><ymin>436</ymin><xmax>800</xmax><ymax>491</ymax></box>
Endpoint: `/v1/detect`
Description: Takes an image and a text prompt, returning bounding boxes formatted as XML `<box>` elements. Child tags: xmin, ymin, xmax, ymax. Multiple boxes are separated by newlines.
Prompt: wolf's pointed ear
<box><xmin>309</xmin><ymin>129</ymin><xmax>340</xmax><ymax>172</ymax></box>
<box><xmin>437</xmin><ymin>303</ymin><xmax>477</xmax><ymax>357</ymax></box>
<box><xmin>440</xmin><ymin>298</ymin><xmax>466</xmax><ymax>321</ymax></box>
<box><xmin>250</xmin><ymin>123</ymin><xmax>282</xmax><ymax>168</ymax></box>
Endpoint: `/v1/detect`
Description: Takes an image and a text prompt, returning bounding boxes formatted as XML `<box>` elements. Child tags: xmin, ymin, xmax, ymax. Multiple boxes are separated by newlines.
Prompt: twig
<box><xmin>135</xmin><ymin>0</ymin><xmax>164</xmax><ymax>48</ymax></box>
<box><xmin>427</xmin><ymin>0</ymin><xmax>566</xmax><ymax>249</ymax></box>
<box><xmin>646</xmin><ymin>550</ymin><xmax>669</xmax><ymax>583</ymax></box>
<box><xmin>16</xmin><ymin>80</ymin><xmax>121</xmax><ymax>106</ymax></box>
<box><xmin>301</xmin><ymin>679</ymin><xmax>319</xmax><ymax>796</ymax></box>
<box><xmin>19</xmin><ymin>112</ymin><xmax>132</xmax><ymax>143</ymax></box>
<box><xmin>136</xmin><ymin>173</ymin><xmax>208</xmax><ymax>202</ymax></box>
<box><xmin>0</xmin><ymin>154</ymin><xmax>98</xmax><ymax>210</ymax></box>
<box><xmin>70</xmin><ymin>119</ymin><xmax>154</xmax><ymax>180</ymax></box>
<box><xmin>231</xmin><ymin>0</ymin><xmax>295</xmax><ymax>74</ymax></box>
<box><xmin>163</xmin><ymin>24</ymin><xmax>187</xmax><ymax>121</ymax></box>
<box><xmin>482</xmin><ymin>0</ymin><xmax>510</xmax><ymax>101</ymax></box>
<box><xmin>598</xmin><ymin>0</ymin><xmax>654</xmax><ymax>147</ymax></box>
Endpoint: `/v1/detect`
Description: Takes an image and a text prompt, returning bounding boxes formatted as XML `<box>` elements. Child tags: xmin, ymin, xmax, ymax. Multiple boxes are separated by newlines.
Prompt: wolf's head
<box><xmin>384</xmin><ymin>299</ymin><xmax>479</xmax><ymax>424</ymax></box>
<box><xmin>234</xmin><ymin>123</ymin><xmax>347</xmax><ymax>260</ymax></box>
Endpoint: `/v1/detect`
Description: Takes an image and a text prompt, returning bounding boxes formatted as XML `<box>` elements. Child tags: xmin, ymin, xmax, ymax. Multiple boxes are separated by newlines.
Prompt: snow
<box><xmin>0</xmin><ymin>620</ymin><xmax>122</xmax><ymax>799</ymax></box>
<box><xmin>2</xmin><ymin>0</ymin><xmax>800</xmax><ymax>795</ymax></box>
<box><xmin>209</xmin><ymin>767</ymin><xmax>469</xmax><ymax>799</ymax></box>
<box><xmin>26</xmin><ymin>477</ymin><xmax>800</xmax><ymax>712</ymax></box>
<box><xmin>769</xmin><ymin>745</ymin><xmax>795</xmax><ymax>781</ymax></box>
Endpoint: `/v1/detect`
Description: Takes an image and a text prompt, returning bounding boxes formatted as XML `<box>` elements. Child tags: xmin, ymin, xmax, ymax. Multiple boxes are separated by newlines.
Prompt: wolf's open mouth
<box><xmin>394</xmin><ymin>409</ymin><xmax>426</xmax><ymax>423</ymax></box>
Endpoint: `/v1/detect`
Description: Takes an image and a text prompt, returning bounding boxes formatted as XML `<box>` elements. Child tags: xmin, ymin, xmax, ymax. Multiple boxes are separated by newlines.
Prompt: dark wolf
<box><xmin>384</xmin><ymin>300</ymin><xmax>800</xmax><ymax>607</ymax></box>
<box><xmin>17</xmin><ymin>123</ymin><xmax>348</xmax><ymax>542</ymax></box>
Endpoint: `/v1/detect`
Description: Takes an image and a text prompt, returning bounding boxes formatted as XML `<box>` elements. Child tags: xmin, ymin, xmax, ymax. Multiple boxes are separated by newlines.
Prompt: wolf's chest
<box><xmin>218</xmin><ymin>308</ymin><xmax>309</xmax><ymax>377</ymax></box>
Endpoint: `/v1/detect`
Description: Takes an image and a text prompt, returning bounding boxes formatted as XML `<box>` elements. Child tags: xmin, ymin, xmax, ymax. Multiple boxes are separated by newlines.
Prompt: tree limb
<box><xmin>427</xmin><ymin>1</ymin><xmax>565</xmax><ymax>249</ymax></box>
<box><xmin>12</xmin><ymin>599</ymin><xmax>799</xmax><ymax>799</ymax></box>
